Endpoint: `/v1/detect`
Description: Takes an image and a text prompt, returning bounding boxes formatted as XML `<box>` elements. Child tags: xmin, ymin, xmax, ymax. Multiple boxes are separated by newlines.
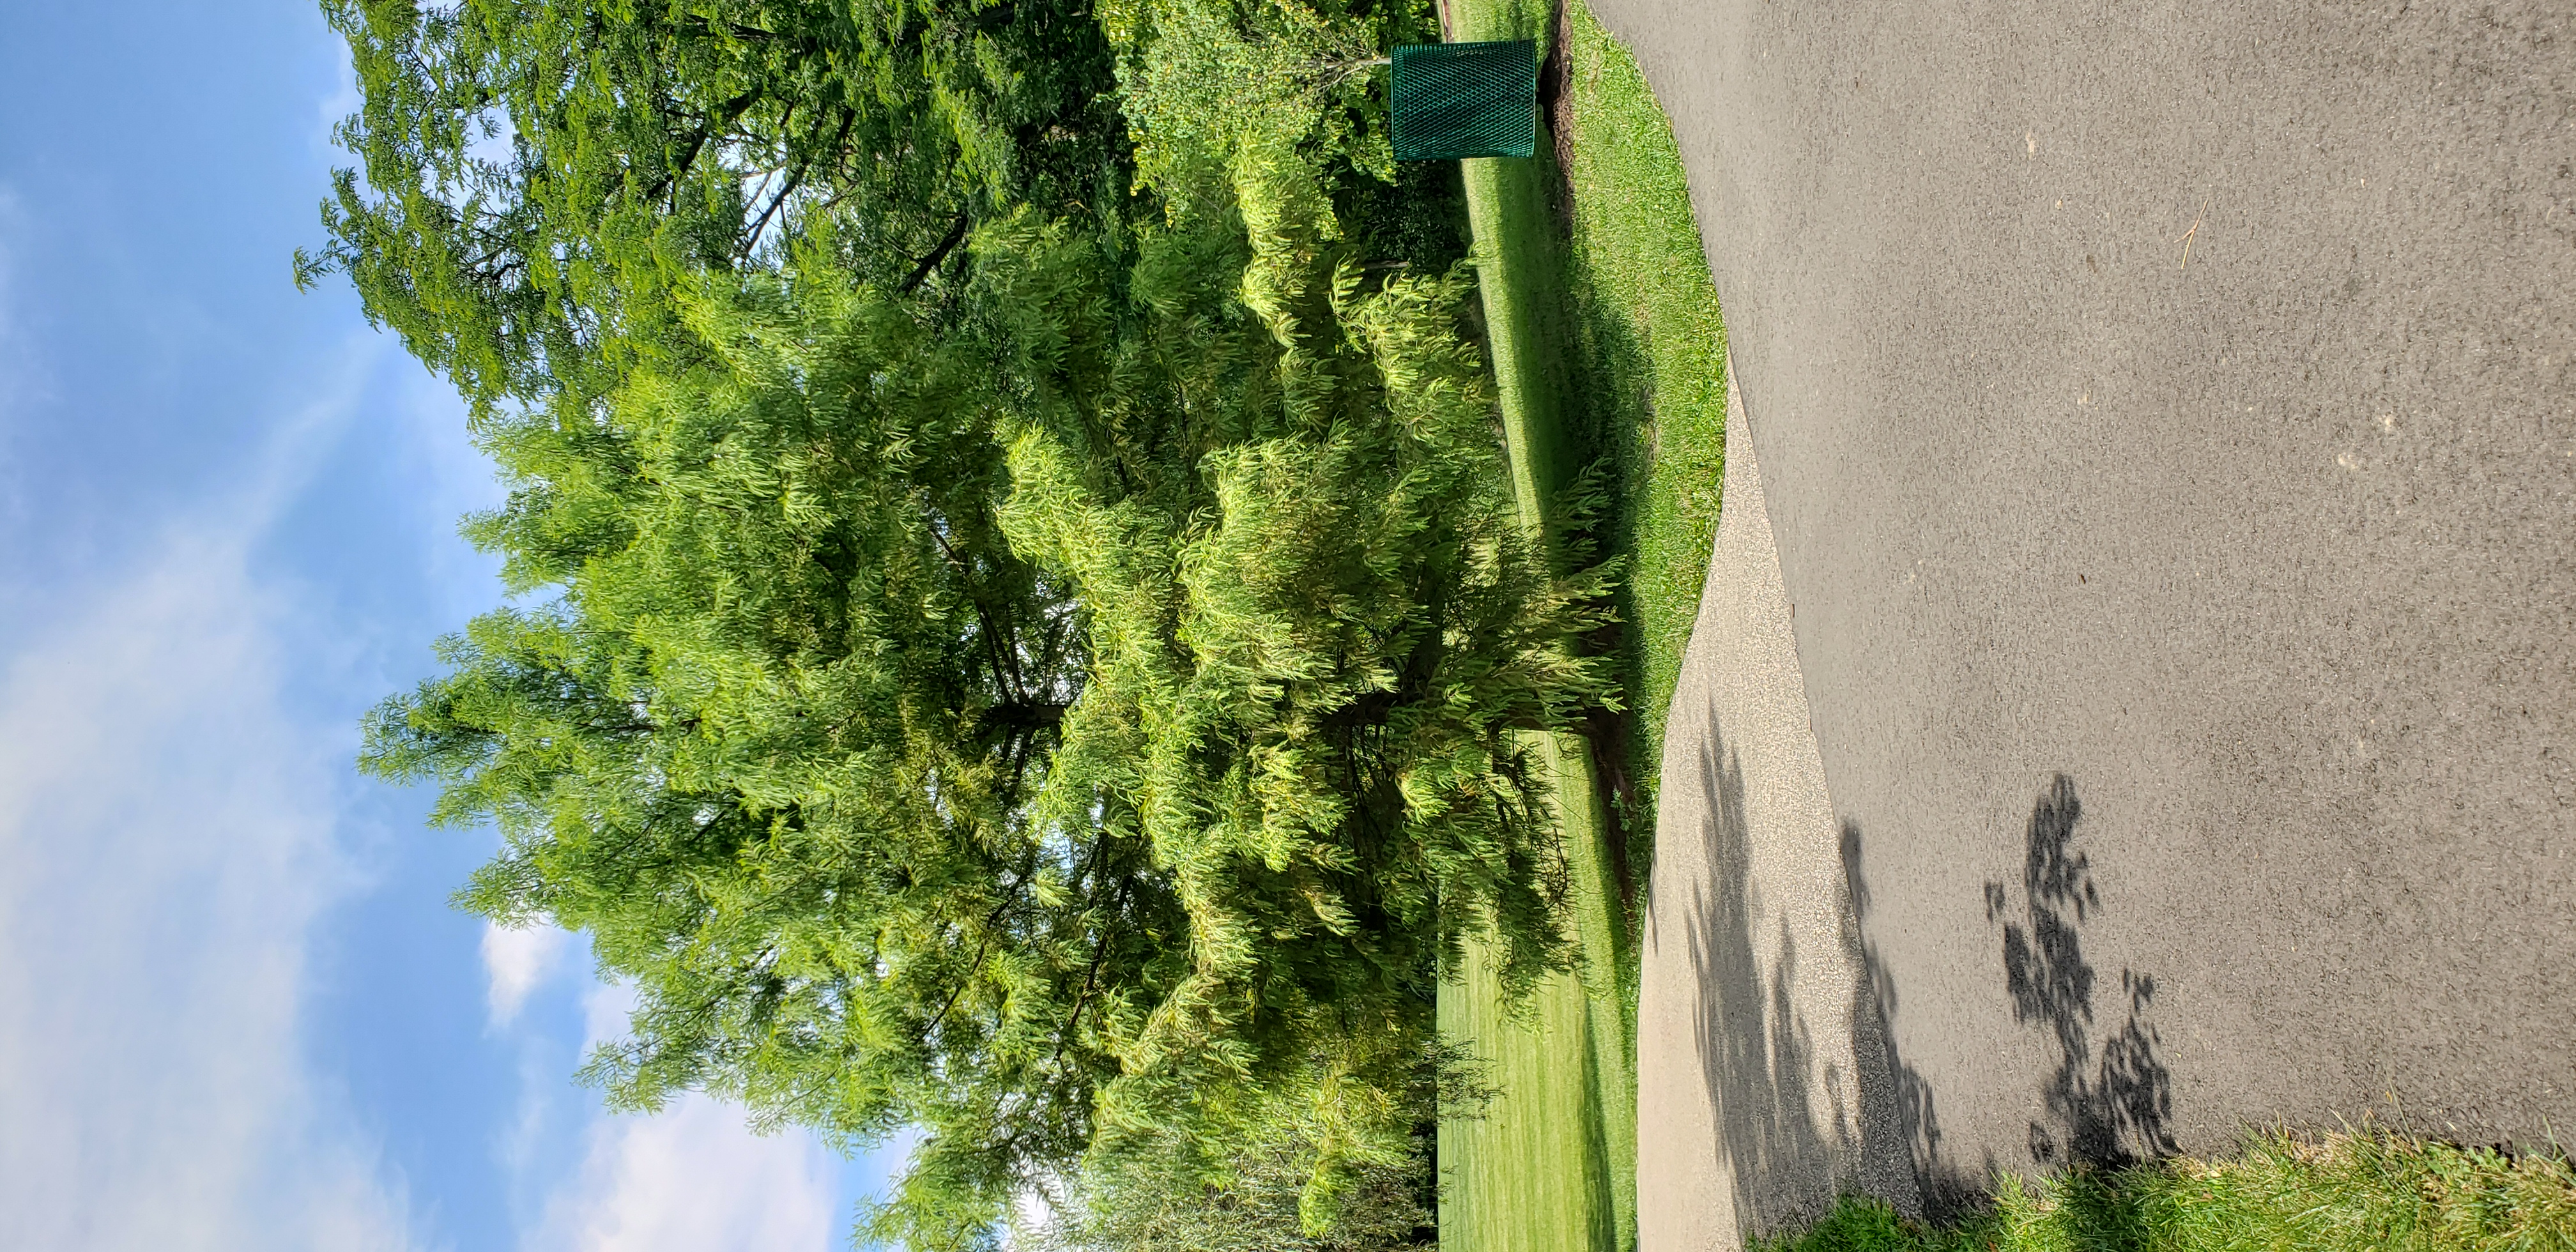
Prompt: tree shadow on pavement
<box><xmin>1680</xmin><ymin>721</ymin><xmax>2181</xmax><ymax>1241</ymax></box>
<box><xmin>1984</xmin><ymin>774</ymin><xmax>2179</xmax><ymax>1171</ymax></box>
<box><xmin>1683</xmin><ymin>715</ymin><xmax>1839</xmax><ymax>1233</ymax></box>
<box><xmin>1680</xmin><ymin>709</ymin><xmax>1963</xmax><ymax>1238</ymax></box>
<box><xmin>1839</xmin><ymin>820</ymin><xmax>1991</xmax><ymax>1222</ymax></box>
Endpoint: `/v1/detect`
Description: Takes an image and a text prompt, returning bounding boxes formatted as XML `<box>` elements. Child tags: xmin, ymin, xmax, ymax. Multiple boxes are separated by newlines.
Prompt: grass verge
<box><xmin>1432</xmin><ymin>2</ymin><xmax>1728</xmax><ymax>1252</ymax></box>
<box><xmin>1436</xmin><ymin>737</ymin><xmax>1632</xmax><ymax>1252</ymax></box>
<box><xmin>1547</xmin><ymin>0</ymin><xmax>1730</xmax><ymax>790</ymax></box>
<box><xmin>1451</xmin><ymin>0</ymin><xmax>1731</xmax><ymax>834</ymax></box>
<box><xmin>1756</xmin><ymin>1131</ymin><xmax>2576</xmax><ymax>1252</ymax></box>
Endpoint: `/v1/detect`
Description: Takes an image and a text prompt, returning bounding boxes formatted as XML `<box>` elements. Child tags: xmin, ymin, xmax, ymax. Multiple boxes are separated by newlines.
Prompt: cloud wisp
<box><xmin>491</xmin><ymin>979</ymin><xmax>848</xmax><ymax>1252</ymax></box>
<box><xmin>482</xmin><ymin>920</ymin><xmax>571</xmax><ymax>1030</ymax></box>
<box><xmin>531</xmin><ymin>1090</ymin><xmax>842</xmax><ymax>1252</ymax></box>
<box><xmin>0</xmin><ymin>524</ymin><xmax>417</xmax><ymax>1252</ymax></box>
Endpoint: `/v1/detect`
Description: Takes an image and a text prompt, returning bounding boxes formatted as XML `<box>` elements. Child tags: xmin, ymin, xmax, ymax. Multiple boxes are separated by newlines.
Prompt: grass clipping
<box><xmin>1759</xmin><ymin>1131</ymin><xmax>2576</xmax><ymax>1252</ymax></box>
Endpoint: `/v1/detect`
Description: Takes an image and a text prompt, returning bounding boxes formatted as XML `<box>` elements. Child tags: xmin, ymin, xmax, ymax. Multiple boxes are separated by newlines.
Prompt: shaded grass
<box><xmin>1549</xmin><ymin>0</ymin><xmax>1729</xmax><ymax>795</ymax></box>
<box><xmin>1450</xmin><ymin>0</ymin><xmax>1731</xmax><ymax>848</ymax></box>
<box><xmin>1437</xmin><ymin>737</ymin><xmax>1633</xmax><ymax>1252</ymax></box>
<box><xmin>1433</xmin><ymin>1</ymin><xmax>1725</xmax><ymax>1252</ymax></box>
<box><xmin>1437</xmin><ymin>72</ymin><xmax>1639</xmax><ymax>1251</ymax></box>
<box><xmin>1753</xmin><ymin>1132</ymin><xmax>2576</xmax><ymax>1252</ymax></box>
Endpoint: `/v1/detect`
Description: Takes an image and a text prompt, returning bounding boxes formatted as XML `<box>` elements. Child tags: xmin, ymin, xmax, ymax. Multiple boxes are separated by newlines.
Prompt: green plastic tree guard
<box><xmin>1390</xmin><ymin>40</ymin><xmax>1538</xmax><ymax>160</ymax></box>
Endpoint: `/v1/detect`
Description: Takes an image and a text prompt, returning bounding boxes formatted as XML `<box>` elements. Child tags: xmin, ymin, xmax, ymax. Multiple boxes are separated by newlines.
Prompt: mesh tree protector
<box><xmin>1390</xmin><ymin>40</ymin><xmax>1538</xmax><ymax>161</ymax></box>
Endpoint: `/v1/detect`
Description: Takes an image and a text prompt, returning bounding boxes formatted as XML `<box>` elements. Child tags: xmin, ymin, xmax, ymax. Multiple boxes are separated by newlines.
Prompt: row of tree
<box><xmin>314</xmin><ymin>0</ymin><xmax>1610</xmax><ymax>1246</ymax></box>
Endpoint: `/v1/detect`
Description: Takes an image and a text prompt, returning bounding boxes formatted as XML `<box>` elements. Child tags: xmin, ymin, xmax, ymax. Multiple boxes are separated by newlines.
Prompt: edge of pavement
<box><xmin>1639</xmin><ymin>362</ymin><xmax>1918</xmax><ymax>1251</ymax></box>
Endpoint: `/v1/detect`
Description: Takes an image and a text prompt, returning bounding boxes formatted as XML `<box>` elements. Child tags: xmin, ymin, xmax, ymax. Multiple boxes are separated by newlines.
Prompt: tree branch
<box><xmin>642</xmin><ymin>88</ymin><xmax>763</xmax><ymax>204</ymax></box>
<box><xmin>737</xmin><ymin>159</ymin><xmax>810</xmax><ymax>259</ymax></box>
<box><xmin>899</xmin><ymin>213</ymin><xmax>973</xmax><ymax>293</ymax></box>
<box><xmin>1048</xmin><ymin>874</ymin><xmax>1130</xmax><ymax>1074</ymax></box>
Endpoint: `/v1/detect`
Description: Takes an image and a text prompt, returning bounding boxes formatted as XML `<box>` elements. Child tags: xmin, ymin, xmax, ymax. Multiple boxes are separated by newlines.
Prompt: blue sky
<box><xmin>0</xmin><ymin>3</ymin><xmax>899</xmax><ymax>1248</ymax></box>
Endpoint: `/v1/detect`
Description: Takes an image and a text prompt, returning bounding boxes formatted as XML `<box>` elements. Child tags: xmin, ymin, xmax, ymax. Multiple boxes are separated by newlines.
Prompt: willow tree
<box><xmin>989</xmin><ymin>160</ymin><xmax>1612</xmax><ymax>1232</ymax></box>
<box><xmin>340</xmin><ymin>0</ymin><xmax>1613</xmax><ymax>1244</ymax></box>
<box><xmin>364</xmin><ymin>202</ymin><xmax>1607</xmax><ymax>1248</ymax></box>
<box><xmin>300</xmin><ymin>0</ymin><xmax>1130</xmax><ymax>411</ymax></box>
<box><xmin>362</xmin><ymin>263</ymin><xmax>1162</xmax><ymax>1248</ymax></box>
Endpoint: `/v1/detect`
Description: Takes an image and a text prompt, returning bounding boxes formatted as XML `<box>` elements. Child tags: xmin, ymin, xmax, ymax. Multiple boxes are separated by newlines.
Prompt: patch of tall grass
<box><xmin>1755</xmin><ymin>1131</ymin><xmax>2576</xmax><ymax>1252</ymax></box>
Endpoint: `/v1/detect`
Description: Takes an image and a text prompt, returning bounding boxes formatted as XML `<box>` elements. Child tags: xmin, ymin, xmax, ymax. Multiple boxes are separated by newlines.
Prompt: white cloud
<box><xmin>580</xmin><ymin>975</ymin><xmax>642</xmax><ymax>1054</ymax></box>
<box><xmin>482</xmin><ymin>920</ymin><xmax>570</xmax><ymax>1029</ymax></box>
<box><xmin>0</xmin><ymin>207</ymin><xmax>422</xmax><ymax>1246</ymax></box>
<box><xmin>0</xmin><ymin>526</ymin><xmax>417</xmax><ymax>1251</ymax></box>
<box><xmin>494</xmin><ymin>981</ymin><xmax>848</xmax><ymax>1252</ymax></box>
<box><xmin>0</xmin><ymin>179</ymin><xmax>859</xmax><ymax>1252</ymax></box>
<box><xmin>530</xmin><ymin>1093</ymin><xmax>841</xmax><ymax>1252</ymax></box>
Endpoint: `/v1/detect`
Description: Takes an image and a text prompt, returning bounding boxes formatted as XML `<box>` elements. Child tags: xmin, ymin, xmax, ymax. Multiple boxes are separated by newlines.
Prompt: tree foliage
<box><xmin>1026</xmin><ymin>1064</ymin><xmax>1450</xmax><ymax>1252</ymax></box>
<box><xmin>332</xmin><ymin>0</ymin><xmax>1607</xmax><ymax>1245</ymax></box>
<box><xmin>989</xmin><ymin>188</ymin><xmax>1614</xmax><ymax>1168</ymax></box>
<box><xmin>302</xmin><ymin>0</ymin><xmax>1128</xmax><ymax>410</ymax></box>
<box><xmin>364</xmin><ymin>269</ymin><xmax>1144</xmax><ymax>1240</ymax></box>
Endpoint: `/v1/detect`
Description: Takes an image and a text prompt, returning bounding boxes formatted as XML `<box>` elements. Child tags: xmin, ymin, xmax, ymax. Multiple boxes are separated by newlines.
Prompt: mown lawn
<box><xmin>1436</xmin><ymin>736</ymin><xmax>1632</xmax><ymax>1252</ymax></box>
<box><xmin>1433</xmin><ymin>1</ymin><xmax>1729</xmax><ymax>1252</ymax></box>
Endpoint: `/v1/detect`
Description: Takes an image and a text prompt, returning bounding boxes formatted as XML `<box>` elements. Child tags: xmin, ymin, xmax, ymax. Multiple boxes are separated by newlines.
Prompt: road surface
<box><xmin>1614</xmin><ymin>3</ymin><xmax>2576</xmax><ymax>1245</ymax></box>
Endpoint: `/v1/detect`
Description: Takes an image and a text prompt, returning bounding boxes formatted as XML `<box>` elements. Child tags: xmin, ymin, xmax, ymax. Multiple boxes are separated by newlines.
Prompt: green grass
<box><xmin>1437</xmin><ymin>737</ymin><xmax>1634</xmax><ymax>1252</ymax></box>
<box><xmin>1432</xmin><ymin>1</ymin><xmax>1730</xmax><ymax>1252</ymax></box>
<box><xmin>1549</xmin><ymin>0</ymin><xmax>1731</xmax><ymax>786</ymax></box>
<box><xmin>1754</xmin><ymin>1132</ymin><xmax>2576</xmax><ymax>1252</ymax></box>
<box><xmin>1450</xmin><ymin>0</ymin><xmax>1733</xmax><ymax>814</ymax></box>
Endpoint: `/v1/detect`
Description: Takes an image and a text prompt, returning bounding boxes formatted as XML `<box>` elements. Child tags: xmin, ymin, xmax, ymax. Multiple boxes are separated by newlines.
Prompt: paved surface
<box><xmin>1605</xmin><ymin>1</ymin><xmax>2576</xmax><ymax>1245</ymax></box>
<box><xmin>1637</xmin><ymin>372</ymin><xmax>1919</xmax><ymax>1250</ymax></box>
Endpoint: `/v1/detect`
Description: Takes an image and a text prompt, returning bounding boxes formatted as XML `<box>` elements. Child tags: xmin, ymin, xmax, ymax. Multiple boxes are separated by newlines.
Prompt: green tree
<box><xmin>300</xmin><ymin>0</ymin><xmax>1130</xmax><ymax>412</ymax></box>
<box><xmin>342</xmin><ymin>1</ymin><xmax>1611</xmax><ymax>1244</ymax></box>
<box><xmin>365</xmin><ymin>206</ymin><xmax>1606</xmax><ymax>1247</ymax></box>
<box><xmin>1028</xmin><ymin>1077</ymin><xmax>1443</xmax><ymax>1252</ymax></box>
<box><xmin>364</xmin><ymin>265</ymin><xmax>1165</xmax><ymax>1249</ymax></box>
<box><xmin>990</xmin><ymin>168</ymin><xmax>1614</xmax><ymax>1207</ymax></box>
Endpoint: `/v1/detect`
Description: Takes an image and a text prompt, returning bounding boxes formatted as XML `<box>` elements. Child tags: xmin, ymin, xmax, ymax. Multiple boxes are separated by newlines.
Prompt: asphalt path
<box><xmin>1594</xmin><ymin>1</ymin><xmax>2576</xmax><ymax>1242</ymax></box>
<box><xmin>1637</xmin><ymin>370</ymin><xmax>1922</xmax><ymax>1251</ymax></box>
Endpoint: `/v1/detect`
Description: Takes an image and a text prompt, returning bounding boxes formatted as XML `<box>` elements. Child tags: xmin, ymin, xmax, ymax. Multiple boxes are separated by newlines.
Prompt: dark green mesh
<box><xmin>1390</xmin><ymin>40</ymin><xmax>1538</xmax><ymax>161</ymax></box>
